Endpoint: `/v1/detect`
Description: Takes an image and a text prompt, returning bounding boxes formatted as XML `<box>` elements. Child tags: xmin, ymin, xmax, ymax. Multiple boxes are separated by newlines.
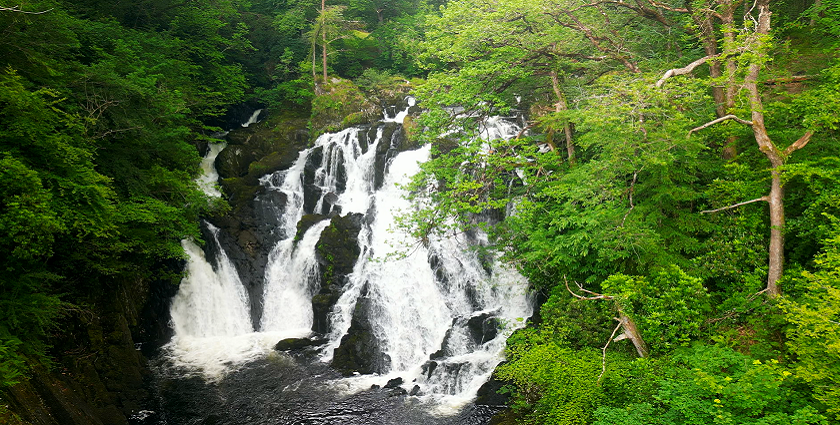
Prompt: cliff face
<box><xmin>2</xmin><ymin>265</ymin><xmax>179</xmax><ymax>425</ymax></box>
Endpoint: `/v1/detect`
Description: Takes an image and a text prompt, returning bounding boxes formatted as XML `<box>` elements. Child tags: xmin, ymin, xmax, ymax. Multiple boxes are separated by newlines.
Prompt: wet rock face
<box><xmin>331</xmin><ymin>285</ymin><xmax>388</xmax><ymax>375</ymax></box>
<box><xmin>311</xmin><ymin>213</ymin><xmax>363</xmax><ymax>335</ymax></box>
<box><xmin>467</xmin><ymin>312</ymin><xmax>501</xmax><ymax>345</ymax></box>
<box><xmin>474</xmin><ymin>375</ymin><xmax>511</xmax><ymax>406</ymax></box>
<box><xmin>372</xmin><ymin>122</ymin><xmax>406</xmax><ymax>191</ymax></box>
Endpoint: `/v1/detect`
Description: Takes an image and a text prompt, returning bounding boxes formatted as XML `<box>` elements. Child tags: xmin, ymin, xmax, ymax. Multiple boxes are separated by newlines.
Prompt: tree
<box><xmin>308</xmin><ymin>3</ymin><xmax>362</xmax><ymax>85</ymax></box>
<box><xmin>659</xmin><ymin>0</ymin><xmax>840</xmax><ymax>297</ymax></box>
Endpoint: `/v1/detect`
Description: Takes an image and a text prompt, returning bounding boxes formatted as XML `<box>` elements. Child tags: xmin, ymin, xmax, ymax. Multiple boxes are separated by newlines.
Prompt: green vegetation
<box><xmin>399</xmin><ymin>0</ymin><xmax>840</xmax><ymax>422</ymax></box>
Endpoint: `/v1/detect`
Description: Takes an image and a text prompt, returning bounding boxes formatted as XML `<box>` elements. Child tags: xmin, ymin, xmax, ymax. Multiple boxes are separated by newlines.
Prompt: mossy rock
<box><xmin>400</xmin><ymin>115</ymin><xmax>423</xmax><ymax>152</ymax></box>
<box><xmin>311</xmin><ymin>78</ymin><xmax>377</xmax><ymax>137</ymax></box>
<box><xmin>219</xmin><ymin>177</ymin><xmax>262</xmax><ymax>213</ymax></box>
<box><xmin>309</xmin><ymin>213</ymin><xmax>362</xmax><ymax>334</ymax></box>
<box><xmin>295</xmin><ymin>214</ymin><xmax>328</xmax><ymax>243</ymax></box>
<box><xmin>218</xmin><ymin>110</ymin><xmax>310</xmax><ymax>180</ymax></box>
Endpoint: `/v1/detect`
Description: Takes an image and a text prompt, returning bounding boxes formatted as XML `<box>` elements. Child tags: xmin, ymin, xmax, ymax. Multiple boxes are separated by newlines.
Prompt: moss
<box><xmin>401</xmin><ymin>115</ymin><xmax>423</xmax><ymax>152</ymax></box>
<box><xmin>341</xmin><ymin>111</ymin><xmax>367</xmax><ymax>129</ymax></box>
<box><xmin>310</xmin><ymin>78</ymin><xmax>377</xmax><ymax>138</ymax></box>
<box><xmin>220</xmin><ymin>177</ymin><xmax>260</xmax><ymax>213</ymax></box>
<box><xmin>0</xmin><ymin>404</ymin><xmax>32</xmax><ymax>425</ymax></box>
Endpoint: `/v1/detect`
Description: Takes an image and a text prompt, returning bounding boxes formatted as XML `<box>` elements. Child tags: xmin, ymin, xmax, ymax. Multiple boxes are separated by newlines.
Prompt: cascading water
<box><xmin>242</xmin><ymin>109</ymin><xmax>263</xmax><ymax>127</ymax></box>
<box><xmin>196</xmin><ymin>141</ymin><xmax>226</xmax><ymax>198</ymax></box>
<box><xmin>261</xmin><ymin>219</ymin><xmax>332</xmax><ymax>332</ymax></box>
<box><xmin>154</xmin><ymin>107</ymin><xmax>533</xmax><ymax>423</ymax></box>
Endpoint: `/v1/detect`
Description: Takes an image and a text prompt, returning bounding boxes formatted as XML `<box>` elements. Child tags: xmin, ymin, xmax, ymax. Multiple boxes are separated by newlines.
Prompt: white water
<box><xmin>320</xmin><ymin>144</ymin><xmax>532</xmax><ymax>410</ymax></box>
<box><xmin>196</xmin><ymin>142</ymin><xmax>227</xmax><ymax>198</ymax></box>
<box><xmin>383</xmin><ymin>96</ymin><xmax>415</xmax><ymax>124</ymax></box>
<box><xmin>241</xmin><ymin>109</ymin><xmax>263</xmax><ymax>127</ymax></box>
<box><xmin>261</xmin><ymin>219</ymin><xmax>331</xmax><ymax>332</ymax></box>
<box><xmin>167</xmin><ymin>112</ymin><xmax>533</xmax><ymax>407</ymax></box>
<box><xmin>167</xmin><ymin>225</ymin><xmax>266</xmax><ymax>378</ymax></box>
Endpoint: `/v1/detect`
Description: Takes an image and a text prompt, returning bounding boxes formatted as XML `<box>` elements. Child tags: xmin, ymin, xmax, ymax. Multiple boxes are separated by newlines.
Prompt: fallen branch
<box><xmin>599</xmin><ymin>320</ymin><xmax>623</xmax><ymax>382</ymax></box>
<box><xmin>688</xmin><ymin>114</ymin><xmax>753</xmax><ymax>138</ymax></box>
<box><xmin>764</xmin><ymin>75</ymin><xmax>815</xmax><ymax>85</ymax></box>
<box><xmin>700</xmin><ymin>196</ymin><xmax>768</xmax><ymax>214</ymax></box>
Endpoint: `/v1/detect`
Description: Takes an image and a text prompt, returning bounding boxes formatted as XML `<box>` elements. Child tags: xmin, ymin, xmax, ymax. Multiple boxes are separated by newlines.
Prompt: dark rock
<box><xmin>370</xmin><ymin>384</ymin><xmax>380</xmax><ymax>390</ymax></box>
<box><xmin>372</xmin><ymin>122</ymin><xmax>405</xmax><ymax>191</ymax></box>
<box><xmin>295</xmin><ymin>214</ymin><xmax>328</xmax><ymax>242</ymax></box>
<box><xmin>421</xmin><ymin>361</ymin><xmax>438</xmax><ymax>379</ymax></box>
<box><xmin>409</xmin><ymin>385</ymin><xmax>422</xmax><ymax>396</ymax></box>
<box><xmin>387</xmin><ymin>387</ymin><xmax>408</xmax><ymax>397</ymax></box>
<box><xmin>384</xmin><ymin>377</ymin><xmax>403</xmax><ymax>389</ymax></box>
<box><xmin>321</xmin><ymin>192</ymin><xmax>340</xmax><ymax>215</ymax></box>
<box><xmin>311</xmin><ymin>213</ymin><xmax>363</xmax><ymax>334</ymax></box>
<box><xmin>302</xmin><ymin>146</ymin><xmax>324</xmax><ymax>214</ymax></box>
<box><xmin>474</xmin><ymin>375</ymin><xmax>512</xmax><ymax>406</ymax></box>
<box><xmin>274</xmin><ymin>337</ymin><xmax>327</xmax><ymax>352</ymax></box>
<box><xmin>467</xmin><ymin>312</ymin><xmax>501</xmax><ymax>345</ymax></box>
<box><xmin>331</xmin><ymin>285</ymin><xmax>388</xmax><ymax>375</ymax></box>
<box><xmin>216</xmin><ymin>144</ymin><xmax>255</xmax><ymax>178</ymax></box>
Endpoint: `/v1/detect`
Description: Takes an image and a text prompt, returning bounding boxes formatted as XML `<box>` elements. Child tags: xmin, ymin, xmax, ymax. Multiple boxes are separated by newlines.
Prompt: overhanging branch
<box><xmin>0</xmin><ymin>5</ymin><xmax>53</xmax><ymax>14</ymax></box>
<box><xmin>656</xmin><ymin>55</ymin><xmax>715</xmax><ymax>88</ymax></box>
<box><xmin>688</xmin><ymin>114</ymin><xmax>753</xmax><ymax>137</ymax></box>
<box><xmin>700</xmin><ymin>196</ymin><xmax>769</xmax><ymax>214</ymax></box>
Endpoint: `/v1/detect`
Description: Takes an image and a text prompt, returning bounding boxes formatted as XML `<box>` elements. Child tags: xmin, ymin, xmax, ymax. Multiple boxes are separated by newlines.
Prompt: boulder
<box><xmin>330</xmin><ymin>285</ymin><xmax>388</xmax><ymax>375</ymax></box>
<box><xmin>274</xmin><ymin>336</ymin><xmax>327</xmax><ymax>352</ymax></box>
<box><xmin>474</xmin><ymin>374</ymin><xmax>512</xmax><ymax>406</ymax></box>
<box><xmin>384</xmin><ymin>377</ymin><xmax>403</xmax><ymax>389</ymax></box>
<box><xmin>467</xmin><ymin>312</ymin><xmax>501</xmax><ymax>345</ymax></box>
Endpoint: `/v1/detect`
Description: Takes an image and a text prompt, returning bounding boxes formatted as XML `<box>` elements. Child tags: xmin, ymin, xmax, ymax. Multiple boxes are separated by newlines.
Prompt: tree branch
<box><xmin>656</xmin><ymin>55</ymin><xmax>715</xmax><ymax>88</ymax></box>
<box><xmin>0</xmin><ymin>5</ymin><xmax>53</xmax><ymax>14</ymax></box>
<box><xmin>564</xmin><ymin>276</ymin><xmax>613</xmax><ymax>300</ymax></box>
<box><xmin>620</xmin><ymin>170</ymin><xmax>639</xmax><ymax>226</ymax></box>
<box><xmin>783</xmin><ymin>130</ymin><xmax>814</xmax><ymax>156</ymax></box>
<box><xmin>688</xmin><ymin>114</ymin><xmax>753</xmax><ymax>137</ymax></box>
<box><xmin>700</xmin><ymin>196</ymin><xmax>769</xmax><ymax>214</ymax></box>
<box><xmin>599</xmin><ymin>320</ymin><xmax>623</xmax><ymax>383</ymax></box>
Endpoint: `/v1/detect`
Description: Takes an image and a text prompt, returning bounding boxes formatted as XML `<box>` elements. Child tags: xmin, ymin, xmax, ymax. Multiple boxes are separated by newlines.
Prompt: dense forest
<box><xmin>1</xmin><ymin>0</ymin><xmax>839</xmax><ymax>423</ymax></box>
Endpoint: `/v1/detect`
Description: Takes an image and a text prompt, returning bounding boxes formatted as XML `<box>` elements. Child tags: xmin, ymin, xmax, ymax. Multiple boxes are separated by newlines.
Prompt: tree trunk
<box><xmin>745</xmin><ymin>0</ymin><xmax>786</xmax><ymax>297</ymax></box>
<box><xmin>618</xmin><ymin>310</ymin><xmax>649</xmax><ymax>358</ymax></box>
<box><xmin>767</xmin><ymin>169</ymin><xmax>784</xmax><ymax>296</ymax></box>
<box><xmin>550</xmin><ymin>71</ymin><xmax>575</xmax><ymax>164</ymax></box>
<box><xmin>322</xmin><ymin>0</ymin><xmax>327</xmax><ymax>83</ymax></box>
<box><xmin>721</xmin><ymin>2</ymin><xmax>739</xmax><ymax>159</ymax></box>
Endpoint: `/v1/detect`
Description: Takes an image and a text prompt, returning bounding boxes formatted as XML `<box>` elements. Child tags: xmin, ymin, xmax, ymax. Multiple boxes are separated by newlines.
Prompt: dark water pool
<box><xmin>134</xmin><ymin>352</ymin><xmax>502</xmax><ymax>425</ymax></box>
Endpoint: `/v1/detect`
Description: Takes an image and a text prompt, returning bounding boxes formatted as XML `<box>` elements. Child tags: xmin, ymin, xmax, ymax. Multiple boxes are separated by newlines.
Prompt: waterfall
<box><xmin>166</xmin><ymin>225</ymin><xmax>264</xmax><ymax>378</ymax></box>
<box><xmin>241</xmin><ymin>109</ymin><xmax>263</xmax><ymax>128</ymax></box>
<box><xmin>196</xmin><ymin>142</ymin><xmax>226</xmax><ymax>198</ymax></box>
<box><xmin>165</xmin><ymin>111</ymin><xmax>532</xmax><ymax>407</ymax></box>
<box><xmin>261</xmin><ymin>219</ymin><xmax>331</xmax><ymax>332</ymax></box>
<box><xmin>383</xmin><ymin>96</ymin><xmax>416</xmax><ymax>124</ymax></box>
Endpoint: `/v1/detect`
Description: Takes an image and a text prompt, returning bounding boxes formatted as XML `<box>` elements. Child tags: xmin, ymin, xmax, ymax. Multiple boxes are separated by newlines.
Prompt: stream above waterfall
<box><xmin>138</xmin><ymin>108</ymin><xmax>533</xmax><ymax>424</ymax></box>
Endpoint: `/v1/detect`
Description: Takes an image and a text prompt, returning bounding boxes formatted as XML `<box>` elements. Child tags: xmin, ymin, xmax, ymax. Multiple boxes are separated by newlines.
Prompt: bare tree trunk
<box><xmin>550</xmin><ymin>71</ymin><xmax>575</xmax><ymax>164</ymax></box>
<box><xmin>746</xmin><ymin>0</ymin><xmax>785</xmax><ymax>297</ymax></box>
<box><xmin>617</xmin><ymin>310</ymin><xmax>649</xmax><ymax>358</ymax></box>
<box><xmin>721</xmin><ymin>1</ymin><xmax>739</xmax><ymax>159</ymax></box>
